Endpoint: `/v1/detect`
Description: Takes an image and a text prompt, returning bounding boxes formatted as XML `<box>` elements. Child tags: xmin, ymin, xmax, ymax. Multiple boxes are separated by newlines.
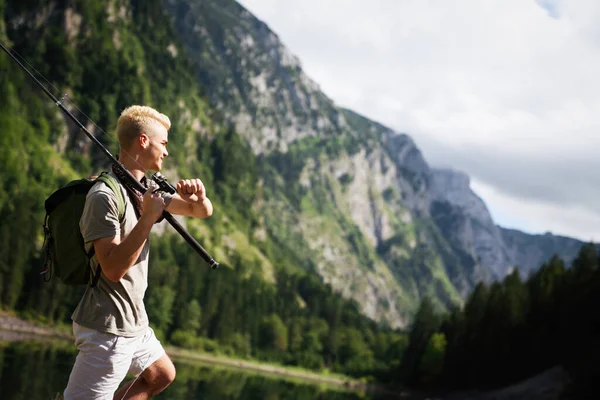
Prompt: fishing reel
<box><xmin>151</xmin><ymin>172</ymin><xmax>177</xmax><ymax>195</ymax></box>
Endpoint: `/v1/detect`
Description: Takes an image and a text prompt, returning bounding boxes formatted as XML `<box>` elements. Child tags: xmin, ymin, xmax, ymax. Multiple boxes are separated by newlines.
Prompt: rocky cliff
<box><xmin>159</xmin><ymin>0</ymin><xmax>586</xmax><ymax>327</ymax></box>
<box><xmin>429</xmin><ymin>168</ymin><xmax>585</xmax><ymax>281</ymax></box>
<box><xmin>163</xmin><ymin>0</ymin><xmax>347</xmax><ymax>154</ymax></box>
<box><xmin>0</xmin><ymin>0</ymin><xmax>582</xmax><ymax>329</ymax></box>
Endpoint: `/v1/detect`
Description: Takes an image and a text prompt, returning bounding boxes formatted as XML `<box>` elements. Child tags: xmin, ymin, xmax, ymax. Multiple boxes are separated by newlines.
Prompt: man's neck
<box><xmin>118</xmin><ymin>152</ymin><xmax>146</xmax><ymax>182</ymax></box>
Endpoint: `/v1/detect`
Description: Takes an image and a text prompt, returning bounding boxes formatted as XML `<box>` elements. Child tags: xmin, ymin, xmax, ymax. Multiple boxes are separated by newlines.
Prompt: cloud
<box><xmin>536</xmin><ymin>0</ymin><xmax>561</xmax><ymax>18</ymax></box>
<box><xmin>238</xmin><ymin>0</ymin><xmax>600</xmax><ymax>240</ymax></box>
<box><xmin>471</xmin><ymin>179</ymin><xmax>600</xmax><ymax>242</ymax></box>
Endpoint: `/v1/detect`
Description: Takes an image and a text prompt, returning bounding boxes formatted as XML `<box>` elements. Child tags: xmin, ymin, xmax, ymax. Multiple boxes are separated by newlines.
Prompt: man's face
<box><xmin>142</xmin><ymin>121</ymin><xmax>169</xmax><ymax>172</ymax></box>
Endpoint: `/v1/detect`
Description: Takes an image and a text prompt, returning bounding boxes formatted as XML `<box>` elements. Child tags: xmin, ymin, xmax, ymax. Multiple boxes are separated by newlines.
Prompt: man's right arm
<box><xmin>92</xmin><ymin>189</ymin><xmax>166</xmax><ymax>282</ymax></box>
<box><xmin>93</xmin><ymin>215</ymin><xmax>154</xmax><ymax>282</ymax></box>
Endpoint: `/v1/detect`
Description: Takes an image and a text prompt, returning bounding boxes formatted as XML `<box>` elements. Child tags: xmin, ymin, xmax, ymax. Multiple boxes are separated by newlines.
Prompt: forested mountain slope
<box><xmin>162</xmin><ymin>0</ymin><xmax>586</xmax><ymax>321</ymax></box>
<box><xmin>0</xmin><ymin>0</ymin><xmax>406</xmax><ymax>378</ymax></box>
<box><xmin>0</xmin><ymin>0</ymin><xmax>585</xmax><ymax>347</ymax></box>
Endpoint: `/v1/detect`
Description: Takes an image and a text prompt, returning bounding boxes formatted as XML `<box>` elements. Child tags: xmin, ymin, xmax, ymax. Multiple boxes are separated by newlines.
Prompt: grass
<box><xmin>165</xmin><ymin>345</ymin><xmax>370</xmax><ymax>391</ymax></box>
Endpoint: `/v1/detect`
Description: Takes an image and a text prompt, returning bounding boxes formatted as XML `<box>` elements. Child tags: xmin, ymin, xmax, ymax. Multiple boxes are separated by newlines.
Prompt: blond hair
<box><xmin>116</xmin><ymin>105</ymin><xmax>171</xmax><ymax>149</ymax></box>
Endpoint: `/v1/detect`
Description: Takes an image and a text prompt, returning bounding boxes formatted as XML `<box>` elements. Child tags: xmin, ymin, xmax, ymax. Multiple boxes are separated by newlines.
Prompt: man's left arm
<box><xmin>164</xmin><ymin>178</ymin><xmax>213</xmax><ymax>219</ymax></box>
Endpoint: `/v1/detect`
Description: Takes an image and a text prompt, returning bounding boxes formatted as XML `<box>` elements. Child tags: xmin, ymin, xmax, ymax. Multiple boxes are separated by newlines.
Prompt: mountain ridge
<box><xmin>0</xmin><ymin>0</ymin><xmax>586</xmax><ymax>331</ymax></box>
<box><xmin>160</xmin><ymin>0</ymin><xmax>586</xmax><ymax>326</ymax></box>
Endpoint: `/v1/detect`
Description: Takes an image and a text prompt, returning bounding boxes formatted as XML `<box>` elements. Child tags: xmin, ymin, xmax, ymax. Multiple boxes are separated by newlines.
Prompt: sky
<box><xmin>237</xmin><ymin>0</ymin><xmax>600</xmax><ymax>242</ymax></box>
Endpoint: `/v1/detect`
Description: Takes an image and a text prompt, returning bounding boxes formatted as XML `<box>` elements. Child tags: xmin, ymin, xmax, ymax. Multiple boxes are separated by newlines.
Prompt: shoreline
<box><xmin>0</xmin><ymin>311</ymin><xmax>407</xmax><ymax>398</ymax></box>
<box><xmin>164</xmin><ymin>346</ymin><xmax>371</xmax><ymax>392</ymax></box>
<box><xmin>2</xmin><ymin>311</ymin><xmax>566</xmax><ymax>399</ymax></box>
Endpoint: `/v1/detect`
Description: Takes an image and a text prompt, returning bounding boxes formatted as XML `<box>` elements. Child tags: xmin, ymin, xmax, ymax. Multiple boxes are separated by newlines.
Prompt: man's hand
<box><xmin>165</xmin><ymin>178</ymin><xmax>213</xmax><ymax>219</ymax></box>
<box><xmin>142</xmin><ymin>187</ymin><xmax>166</xmax><ymax>222</ymax></box>
<box><xmin>176</xmin><ymin>179</ymin><xmax>206</xmax><ymax>202</ymax></box>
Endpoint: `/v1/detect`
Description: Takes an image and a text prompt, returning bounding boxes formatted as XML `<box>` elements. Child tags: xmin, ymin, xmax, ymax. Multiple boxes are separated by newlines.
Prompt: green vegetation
<box><xmin>398</xmin><ymin>243</ymin><xmax>600</xmax><ymax>396</ymax></box>
<box><xmin>0</xmin><ymin>0</ymin><xmax>405</xmax><ymax>382</ymax></box>
<box><xmin>140</xmin><ymin>231</ymin><xmax>408</xmax><ymax>379</ymax></box>
<box><xmin>1</xmin><ymin>2</ymin><xmax>595</xmax><ymax>396</ymax></box>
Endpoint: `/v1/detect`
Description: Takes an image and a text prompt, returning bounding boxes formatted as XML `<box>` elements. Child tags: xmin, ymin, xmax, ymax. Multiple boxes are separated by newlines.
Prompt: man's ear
<box><xmin>139</xmin><ymin>133</ymin><xmax>150</xmax><ymax>149</ymax></box>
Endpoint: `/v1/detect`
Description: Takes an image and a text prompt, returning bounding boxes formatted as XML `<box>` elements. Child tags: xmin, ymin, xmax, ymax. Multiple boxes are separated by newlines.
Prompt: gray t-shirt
<box><xmin>71</xmin><ymin>171</ymin><xmax>172</xmax><ymax>337</ymax></box>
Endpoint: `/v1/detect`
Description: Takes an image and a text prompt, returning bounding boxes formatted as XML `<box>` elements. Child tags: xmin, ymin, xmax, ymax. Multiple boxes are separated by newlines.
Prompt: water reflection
<box><xmin>0</xmin><ymin>340</ymin><xmax>380</xmax><ymax>400</ymax></box>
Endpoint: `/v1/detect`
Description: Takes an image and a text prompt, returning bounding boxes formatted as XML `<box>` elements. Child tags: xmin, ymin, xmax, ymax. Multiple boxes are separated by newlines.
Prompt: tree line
<box><xmin>397</xmin><ymin>242</ymin><xmax>600</xmax><ymax>397</ymax></box>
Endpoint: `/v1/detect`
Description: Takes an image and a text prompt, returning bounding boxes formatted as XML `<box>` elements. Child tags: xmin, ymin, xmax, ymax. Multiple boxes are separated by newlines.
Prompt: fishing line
<box><xmin>0</xmin><ymin>36</ymin><xmax>219</xmax><ymax>269</ymax></box>
<box><xmin>0</xmin><ymin>37</ymin><xmax>164</xmax><ymax>179</ymax></box>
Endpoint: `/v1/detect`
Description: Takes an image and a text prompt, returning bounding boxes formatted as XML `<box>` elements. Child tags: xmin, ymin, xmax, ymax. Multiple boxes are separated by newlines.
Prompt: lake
<box><xmin>0</xmin><ymin>338</ymin><xmax>395</xmax><ymax>400</ymax></box>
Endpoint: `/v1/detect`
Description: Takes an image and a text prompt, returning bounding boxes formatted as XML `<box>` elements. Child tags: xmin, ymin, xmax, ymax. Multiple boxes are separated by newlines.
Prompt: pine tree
<box><xmin>398</xmin><ymin>297</ymin><xmax>440</xmax><ymax>385</ymax></box>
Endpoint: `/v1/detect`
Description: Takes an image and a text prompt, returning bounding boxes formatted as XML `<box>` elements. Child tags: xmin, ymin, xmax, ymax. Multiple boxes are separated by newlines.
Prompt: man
<box><xmin>63</xmin><ymin>105</ymin><xmax>213</xmax><ymax>400</ymax></box>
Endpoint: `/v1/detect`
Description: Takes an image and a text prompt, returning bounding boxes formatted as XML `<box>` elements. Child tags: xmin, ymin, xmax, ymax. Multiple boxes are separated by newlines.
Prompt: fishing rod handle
<box><xmin>162</xmin><ymin>212</ymin><xmax>219</xmax><ymax>269</ymax></box>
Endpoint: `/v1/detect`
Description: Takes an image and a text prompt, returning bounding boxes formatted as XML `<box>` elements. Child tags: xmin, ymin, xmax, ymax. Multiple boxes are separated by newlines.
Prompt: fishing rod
<box><xmin>0</xmin><ymin>40</ymin><xmax>219</xmax><ymax>270</ymax></box>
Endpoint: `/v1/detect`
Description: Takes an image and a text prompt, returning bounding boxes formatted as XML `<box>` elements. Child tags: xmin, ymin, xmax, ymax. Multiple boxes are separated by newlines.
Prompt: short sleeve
<box><xmin>80</xmin><ymin>187</ymin><xmax>121</xmax><ymax>244</ymax></box>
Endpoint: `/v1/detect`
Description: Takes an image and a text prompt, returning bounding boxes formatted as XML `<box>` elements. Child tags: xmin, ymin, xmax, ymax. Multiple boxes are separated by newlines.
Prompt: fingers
<box><xmin>177</xmin><ymin>179</ymin><xmax>192</xmax><ymax>194</ymax></box>
<box><xmin>154</xmin><ymin>191</ymin><xmax>166</xmax><ymax>203</ymax></box>
<box><xmin>144</xmin><ymin>186</ymin><xmax>165</xmax><ymax>203</ymax></box>
<box><xmin>143</xmin><ymin>187</ymin><xmax>154</xmax><ymax>200</ymax></box>
<box><xmin>146</xmin><ymin>180</ymin><xmax>159</xmax><ymax>195</ymax></box>
<box><xmin>187</xmin><ymin>179</ymin><xmax>198</xmax><ymax>193</ymax></box>
<box><xmin>141</xmin><ymin>186</ymin><xmax>166</xmax><ymax>221</ymax></box>
<box><xmin>177</xmin><ymin>179</ymin><xmax>205</xmax><ymax>195</ymax></box>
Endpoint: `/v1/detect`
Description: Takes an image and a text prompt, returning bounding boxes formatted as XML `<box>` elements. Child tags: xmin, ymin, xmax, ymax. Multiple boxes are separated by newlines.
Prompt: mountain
<box><xmin>0</xmin><ymin>0</ymin><xmax>585</xmax><ymax>333</ymax></box>
<box><xmin>160</xmin><ymin>0</ymin><xmax>585</xmax><ymax>323</ymax></box>
<box><xmin>500</xmin><ymin>227</ymin><xmax>585</xmax><ymax>277</ymax></box>
<box><xmin>429</xmin><ymin>168</ymin><xmax>584</xmax><ymax>292</ymax></box>
<box><xmin>2</xmin><ymin>0</ymin><xmax>417</xmax><ymax>379</ymax></box>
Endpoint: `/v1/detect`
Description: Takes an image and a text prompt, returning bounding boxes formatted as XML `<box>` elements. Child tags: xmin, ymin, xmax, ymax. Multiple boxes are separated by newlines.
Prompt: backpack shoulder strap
<box><xmin>95</xmin><ymin>173</ymin><xmax>126</xmax><ymax>221</ymax></box>
<box><xmin>88</xmin><ymin>173</ymin><xmax>126</xmax><ymax>288</ymax></box>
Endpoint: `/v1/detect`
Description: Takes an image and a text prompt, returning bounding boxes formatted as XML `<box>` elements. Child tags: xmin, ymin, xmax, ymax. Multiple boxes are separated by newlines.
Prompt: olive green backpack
<box><xmin>42</xmin><ymin>172</ymin><xmax>126</xmax><ymax>287</ymax></box>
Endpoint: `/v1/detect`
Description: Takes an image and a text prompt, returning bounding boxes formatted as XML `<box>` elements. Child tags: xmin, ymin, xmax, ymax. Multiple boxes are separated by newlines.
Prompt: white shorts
<box><xmin>63</xmin><ymin>322</ymin><xmax>166</xmax><ymax>400</ymax></box>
